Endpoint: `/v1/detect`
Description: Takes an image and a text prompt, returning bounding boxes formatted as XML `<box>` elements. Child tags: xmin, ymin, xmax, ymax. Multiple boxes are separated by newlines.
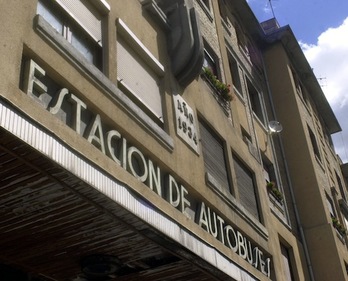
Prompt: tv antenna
<box><xmin>268</xmin><ymin>0</ymin><xmax>276</xmax><ymax>18</ymax></box>
<box><xmin>317</xmin><ymin>76</ymin><xmax>327</xmax><ymax>87</ymax></box>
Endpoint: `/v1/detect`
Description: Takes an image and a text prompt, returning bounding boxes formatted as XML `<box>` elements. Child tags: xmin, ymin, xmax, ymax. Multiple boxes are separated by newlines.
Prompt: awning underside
<box><xmin>0</xmin><ymin>129</ymin><xmax>221</xmax><ymax>281</ymax></box>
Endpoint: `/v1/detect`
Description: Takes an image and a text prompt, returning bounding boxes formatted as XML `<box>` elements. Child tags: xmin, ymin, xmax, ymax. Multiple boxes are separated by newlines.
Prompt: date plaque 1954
<box><xmin>173</xmin><ymin>94</ymin><xmax>199</xmax><ymax>154</ymax></box>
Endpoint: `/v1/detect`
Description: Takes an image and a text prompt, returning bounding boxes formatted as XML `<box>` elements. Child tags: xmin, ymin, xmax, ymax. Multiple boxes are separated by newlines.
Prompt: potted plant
<box><xmin>202</xmin><ymin>67</ymin><xmax>232</xmax><ymax>102</ymax></box>
<box><xmin>331</xmin><ymin>216</ymin><xmax>347</xmax><ymax>236</ymax></box>
<box><xmin>266</xmin><ymin>181</ymin><xmax>283</xmax><ymax>202</ymax></box>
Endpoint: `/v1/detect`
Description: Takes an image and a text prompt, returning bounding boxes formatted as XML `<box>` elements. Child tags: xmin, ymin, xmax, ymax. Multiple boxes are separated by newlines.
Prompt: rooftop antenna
<box><xmin>268</xmin><ymin>0</ymin><xmax>276</xmax><ymax>18</ymax></box>
<box><xmin>317</xmin><ymin>76</ymin><xmax>327</xmax><ymax>88</ymax></box>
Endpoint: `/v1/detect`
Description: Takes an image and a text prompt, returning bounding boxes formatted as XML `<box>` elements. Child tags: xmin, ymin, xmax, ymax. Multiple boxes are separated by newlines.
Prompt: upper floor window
<box><xmin>247</xmin><ymin>78</ymin><xmax>265</xmax><ymax>124</ymax></box>
<box><xmin>248</xmin><ymin>42</ymin><xmax>262</xmax><ymax>69</ymax></box>
<box><xmin>326</xmin><ymin>196</ymin><xmax>336</xmax><ymax>218</ymax></box>
<box><xmin>291</xmin><ymin>68</ymin><xmax>310</xmax><ymax>107</ymax></box>
<box><xmin>227</xmin><ymin>53</ymin><xmax>243</xmax><ymax>95</ymax></box>
<box><xmin>37</xmin><ymin>0</ymin><xmax>107</xmax><ymax>69</ymax></box>
<box><xmin>203</xmin><ymin>46</ymin><xmax>219</xmax><ymax>79</ymax></box>
<box><xmin>199</xmin><ymin>0</ymin><xmax>212</xmax><ymax>12</ymax></box>
<box><xmin>262</xmin><ymin>156</ymin><xmax>276</xmax><ymax>185</ymax></box>
<box><xmin>199</xmin><ymin>119</ymin><xmax>231</xmax><ymax>193</ymax></box>
<box><xmin>116</xmin><ymin>19</ymin><xmax>165</xmax><ymax>125</ymax></box>
<box><xmin>234</xmin><ymin>23</ymin><xmax>249</xmax><ymax>56</ymax></box>
<box><xmin>336</xmin><ymin>171</ymin><xmax>347</xmax><ymax>202</ymax></box>
<box><xmin>308</xmin><ymin>125</ymin><xmax>321</xmax><ymax>161</ymax></box>
<box><xmin>233</xmin><ymin>154</ymin><xmax>261</xmax><ymax>221</ymax></box>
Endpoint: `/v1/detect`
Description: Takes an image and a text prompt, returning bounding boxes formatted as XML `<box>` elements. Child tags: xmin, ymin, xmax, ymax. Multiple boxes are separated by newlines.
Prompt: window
<box><xmin>116</xmin><ymin>19</ymin><xmax>165</xmax><ymax>124</ymax></box>
<box><xmin>280</xmin><ymin>244</ymin><xmax>295</xmax><ymax>281</ymax></box>
<box><xmin>201</xmin><ymin>0</ymin><xmax>211</xmax><ymax>11</ymax></box>
<box><xmin>235</xmin><ymin>24</ymin><xmax>247</xmax><ymax>52</ymax></box>
<box><xmin>326</xmin><ymin>196</ymin><xmax>336</xmax><ymax>218</ymax></box>
<box><xmin>336</xmin><ymin>172</ymin><xmax>347</xmax><ymax>202</ymax></box>
<box><xmin>343</xmin><ymin>213</ymin><xmax>348</xmax><ymax>231</ymax></box>
<box><xmin>308</xmin><ymin>125</ymin><xmax>321</xmax><ymax>161</ymax></box>
<box><xmin>228</xmin><ymin>53</ymin><xmax>243</xmax><ymax>95</ymax></box>
<box><xmin>233</xmin><ymin>154</ymin><xmax>260</xmax><ymax>220</ymax></box>
<box><xmin>291</xmin><ymin>68</ymin><xmax>309</xmax><ymax>106</ymax></box>
<box><xmin>262</xmin><ymin>156</ymin><xmax>276</xmax><ymax>185</ymax></box>
<box><xmin>199</xmin><ymin>119</ymin><xmax>230</xmax><ymax>192</ymax></box>
<box><xmin>247</xmin><ymin>78</ymin><xmax>265</xmax><ymax>124</ymax></box>
<box><xmin>37</xmin><ymin>0</ymin><xmax>105</xmax><ymax>69</ymax></box>
<box><xmin>203</xmin><ymin>46</ymin><xmax>219</xmax><ymax>78</ymax></box>
<box><xmin>248</xmin><ymin>43</ymin><xmax>262</xmax><ymax>69</ymax></box>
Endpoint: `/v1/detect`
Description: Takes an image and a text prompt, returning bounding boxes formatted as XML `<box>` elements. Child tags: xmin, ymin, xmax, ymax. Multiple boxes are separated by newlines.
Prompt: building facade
<box><xmin>0</xmin><ymin>0</ymin><xmax>347</xmax><ymax>280</ymax></box>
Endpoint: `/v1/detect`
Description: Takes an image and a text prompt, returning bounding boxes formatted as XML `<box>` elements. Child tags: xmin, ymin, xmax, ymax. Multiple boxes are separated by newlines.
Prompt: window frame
<box><xmin>36</xmin><ymin>0</ymin><xmax>107</xmax><ymax>69</ymax></box>
<box><xmin>307</xmin><ymin>125</ymin><xmax>322</xmax><ymax>162</ymax></box>
<box><xmin>280</xmin><ymin>243</ymin><xmax>295</xmax><ymax>281</ymax></box>
<box><xmin>326</xmin><ymin>195</ymin><xmax>336</xmax><ymax>218</ymax></box>
<box><xmin>116</xmin><ymin>18</ymin><xmax>165</xmax><ymax>125</ymax></box>
<box><xmin>201</xmin><ymin>0</ymin><xmax>211</xmax><ymax>10</ymax></box>
<box><xmin>197</xmin><ymin>0</ymin><xmax>213</xmax><ymax>20</ymax></box>
<box><xmin>232</xmin><ymin>153</ymin><xmax>261</xmax><ymax>221</ymax></box>
<box><xmin>227</xmin><ymin>52</ymin><xmax>243</xmax><ymax>96</ymax></box>
<box><xmin>203</xmin><ymin>44</ymin><xmax>220</xmax><ymax>79</ymax></box>
<box><xmin>246</xmin><ymin>77</ymin><xmax>265</xmax><ymax>124</ymax></box>
<box><xmin>199</xmin><ymin>118</ymin><xmax>231</xmax><ymax>194</ymax></box>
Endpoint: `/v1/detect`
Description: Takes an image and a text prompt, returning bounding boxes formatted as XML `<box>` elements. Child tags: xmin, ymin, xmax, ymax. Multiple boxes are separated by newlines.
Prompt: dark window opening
<box><xmin>247</xmin><ymin>79</ymin><xmax>265</xmax><ymax>124</ymax></box>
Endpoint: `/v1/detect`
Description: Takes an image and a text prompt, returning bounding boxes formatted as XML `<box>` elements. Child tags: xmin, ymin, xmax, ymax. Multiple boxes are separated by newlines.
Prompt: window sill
<box><xmin>334</xmin><ymin>228</ymin><xmax>346</xmax><ymax>244</ymax></box>
<box><xmin>205</xmin><ymin>172</ymin><xmax>269</xmax><ymax>241</ymax></box>
<box><xmin>268</xmin><ymin>193</ymin><xmax>288</xmax><ymax>223</ymax></box>
<box><xmin>34</xmin><ymin>14</ymin><xmax>173</xmax><ymax>151</ymax></box>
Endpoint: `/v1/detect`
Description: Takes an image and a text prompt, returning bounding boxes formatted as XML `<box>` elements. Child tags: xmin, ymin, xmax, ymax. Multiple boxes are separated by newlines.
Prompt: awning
<box><xmin>0</xmin><ymin>100</ymin><xmax>257</xmax><ymax>281</ymax></box>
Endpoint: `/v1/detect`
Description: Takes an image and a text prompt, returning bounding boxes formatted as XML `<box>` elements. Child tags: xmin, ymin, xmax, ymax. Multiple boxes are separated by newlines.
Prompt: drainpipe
<box><xmin>261</xmin><ymin>56</ymin><xmax>316</xmax><ymax>281</ymax></box>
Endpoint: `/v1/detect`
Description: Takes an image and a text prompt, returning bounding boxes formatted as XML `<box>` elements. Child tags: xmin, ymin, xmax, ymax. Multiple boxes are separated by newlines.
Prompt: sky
<box><xmin>247</xmin><ymin>0</ymin><xmax>348</xmax><ymax>163</ymax></box>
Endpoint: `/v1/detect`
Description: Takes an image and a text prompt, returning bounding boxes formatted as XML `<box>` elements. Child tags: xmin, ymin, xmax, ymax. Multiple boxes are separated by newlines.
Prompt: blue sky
<box><xmin>248</xmin><ymin>0</ymin><xmax>348</xmax><ymax>44</ymax></box>
<box><xmin>247</xmin><ymin>0</ymin><xmax>348</xmax><ymax>163</ymax></box>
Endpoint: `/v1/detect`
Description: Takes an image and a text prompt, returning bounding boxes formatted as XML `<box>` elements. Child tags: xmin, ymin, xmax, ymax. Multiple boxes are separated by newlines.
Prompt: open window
<box><xmin>203</xmin><ymin>44</ymin><xmax>220</xmax><ymax>79</ymax></box>
<box><xmin>227</xmin><ymin>53</ymin><xmax>243</xmax><ymax>95</ymax></box>
<box><xmin>246</xmin><ymin>78</ymin><xmax>265</xmax><ymax>124</ymax></box>
<box><xmin>307</xmin><ymin>125</ymin><xmax>321</xmax><ymax>162</ymax></box>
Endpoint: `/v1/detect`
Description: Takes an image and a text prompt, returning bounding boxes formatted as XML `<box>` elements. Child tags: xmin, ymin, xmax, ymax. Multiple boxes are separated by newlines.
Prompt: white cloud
<box><xmin>301</xmin><ymin>17</ymin><xmax>348</xmax><ymax>109</ymax></box>
<box><xmin>301</xmin><ymin>17</ymin><xmax>348</xmax><ymax>162</ymax></box>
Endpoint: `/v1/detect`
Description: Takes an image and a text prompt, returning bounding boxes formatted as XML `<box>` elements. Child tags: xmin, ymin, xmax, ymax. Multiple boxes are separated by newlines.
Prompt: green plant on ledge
<box><xmin>202</xmin><ymin>67</ymin><xmax>232</xmax><ymax>102</ymax></box>
<box><xmin>266</xmin><ymin>181</ymin><xmax>283</xmax><ymax>202</ymax></box>
<box><xmin>331</xmin><ymin>216</ymin><xmax>347</xmax><ymax>236</ymax></box>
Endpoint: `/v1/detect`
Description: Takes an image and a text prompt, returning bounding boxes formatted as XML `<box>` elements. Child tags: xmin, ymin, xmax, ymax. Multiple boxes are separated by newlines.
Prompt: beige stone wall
<box><xmin>2</xmin><ymin>0</ymin><xmax>346</xmax><ymax>280</ymax></box>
